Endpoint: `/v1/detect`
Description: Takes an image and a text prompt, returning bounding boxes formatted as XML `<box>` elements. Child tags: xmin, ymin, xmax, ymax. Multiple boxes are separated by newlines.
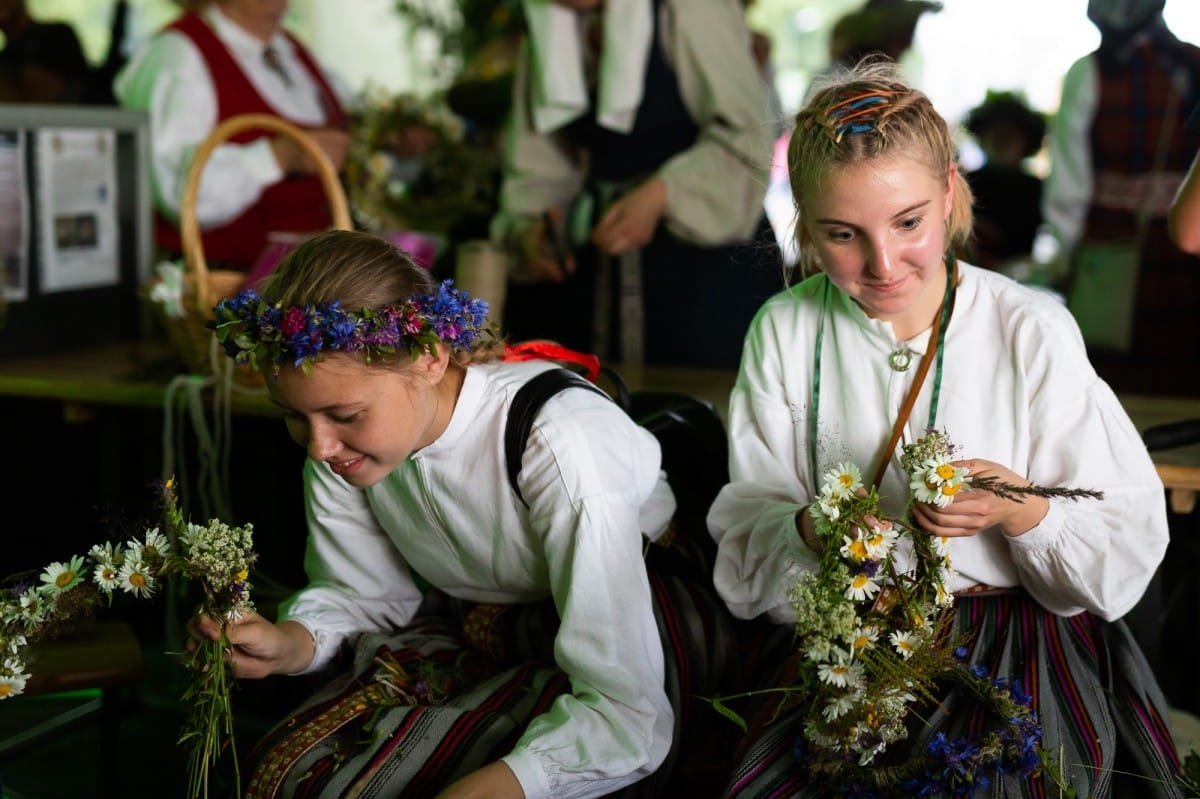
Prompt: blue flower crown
<box><xmin>209</xmin><ymin>280</ymin><xmax>490</xmax><ymax>374</ymax></box>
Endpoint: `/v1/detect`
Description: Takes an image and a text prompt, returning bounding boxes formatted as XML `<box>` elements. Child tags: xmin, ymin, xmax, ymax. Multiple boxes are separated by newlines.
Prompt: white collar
<box><xmin>204</xmin><ymin>4</ymin><xmax>292</xmax><ymax>60</ymax></box>
<box><xmin>521</xmin><ymin>0</ymin><xmax>654</xmax><ymax>134</ymax></box>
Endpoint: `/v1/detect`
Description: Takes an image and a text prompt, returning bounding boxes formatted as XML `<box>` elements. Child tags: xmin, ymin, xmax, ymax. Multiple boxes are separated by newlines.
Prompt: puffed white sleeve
<box><xmin>489</xmin><ymin>40</ymin><xmax>586</xmax><ymax>245</ymax></box>
<box><xmin>275</xmin><ymin>459</ymin><xmax>425</xmax><ymax>674</ymax></box>
<box><xmin>498</xmin><ymin>393</ymin><xmax>673</xmax><ymax>799</ymax></box>
<box><xmin>113</xmin><ymin>32</ymin><xmax>284</xmax><ymax>229</ymax></box>
<box><xmin>658</xmin><ymin>0</ymin><xmax>774</xmax><ymax>245</ymax></box>
<box><xmin>999</xmin><ymin>308</ymin><xmax>1168</xmax><ymax>621</ymax></box>
<box><xmin>707</xmin><ymin>305</ymin><xmax>818</xmax><ymax>625</ymax></box>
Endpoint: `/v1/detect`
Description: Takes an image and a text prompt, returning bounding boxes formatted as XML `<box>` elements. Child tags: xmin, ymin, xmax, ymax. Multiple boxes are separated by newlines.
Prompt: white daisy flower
<box><xmin>816</xmin><ymin>494</ymin><xmax>842</xmax><ymax>521</ymax></box>
<box><xmin>817</xmin><ymin>661</ymin><xmax>853</xmax><ymax>687</ymax></box>
<box><xmin>840</xmin><ymin>531</ymin><xmax>870</xmax><ymax>563</ymax></box>
<box><xmin>89</xmin><ymin>541</ymin><xmax>116</xmax><ymax>565</ymax></box>
<box><xmin>890</xmin><ymin>630</ymin><xmax>916</xmax><ymax>659</ymax></box>
<box><xmin>858</xmin><ymin>741</ymin><xmax>888</xmax><ymax>766</ymax></box>
<box><xmin>40</xmin><ymin>555</ymin><xmax>85</xmax><ymax>593</ymax></box>
<box><xmin>933</xmin><ymin>536</ymin><xmax>951</xmax><ymax>558</ymax></box>
<box><xmin>0</xmin><ymin>672</ymin><xmax>28</xmax><ymax>700</ymax></box>
<box><xmin>863</xmin><ymin>521</ymin><xmax>898</xmax><ymax>559</ymax></box>
<box><xmin>141</xmin><ymin>527</ymin><xmax>172</xmax><ymax>560</ymax></box>
<box><xmin>845</xmin><ymin>572</ymin><xmax>880</xmax><ymax>602</ymax></box>
<box><xmin>18</xmin><ymin>589</ymin><xmax>47</xmax><ymax>624</ymax></box>
<box><xmin>935</xmin><ymin>480</ymin><xmax>966</xmax><ymax>507</ymax></box>
<box><xmin>822</xmin><ymin>693</ymin><xmax>857</xmax><ymax>722</ymax></box>
<box><xmin>910</xmin><ymin>469</ymin><xmax>943</xmax><ymax>504</ymax></box>
<box><xmin>93</xmin><ymin>562</ymin><xmax>121</xmax><ymax>594</ymax></box>
<box><xmin>935</xmin><ymin>582</ymin><xmax>952</xmax><ymax>607</ymax></box>
<box><xmin>822</xmin><ymin>462</ymin><xmax>863</xmax><ymax>500</ymax></box>
<box><xmin>849</xmin><ymin>626</ymin><xmax>879</xmax><ymax>654</ymax></box>
<box><xmin>122</xmin><ymin>541</ymin><xmax>145</xmax><ymax>565</ymax></box>
<box><xmin>5</xmin><ymin>635</ymin><xmax>26</xmax><ymax>655</ymax></box>
<box><xmin>117</xmin><ymin>560</ymin><xmax>157</xmax><ymax>598</ymax></box>
<box><xmin>817</xmin><ymin>659</ymin><xmax>864</xmax><ymax>688</ymax></box>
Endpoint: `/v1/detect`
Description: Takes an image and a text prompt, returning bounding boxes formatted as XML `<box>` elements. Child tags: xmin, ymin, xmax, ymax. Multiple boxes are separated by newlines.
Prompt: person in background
<box><xmin>961</xmin><ymin>90</ymin><xmax>1046</xmax><ymax>274</ymax></box>
<box><xmin>490</xmin><ymin>0</ymin><xmax>783</xmax><ymax>370</ymax></box>
<box><xmin>1168</xmin><ymin>102</ymin><xmax>1200</xmax><ymax>255</ymax></box>
<box><xmin>114</xmin><ymin>0</ymin><xmax>352</xmax><ymax>271</ymax></box>
<box><xmin>827</xmin><ymin>0</ymin><xmax>942</xmax><ymax>71</ymax></box>
<box><xmin>192</xmin><ymin>229</ymin><xmax>735</xmax><ymax>798</ymax></box>
<box><xmin>1041</xmin><ymin>0</ymin><xmax>1200</xmax><ymax>396</ymax></box>
<box><xmin>0</xmin><ymin>0</ymin><xmax>90</xmax><ymax>103</ymax></box>
<box><xmin>707</xmin><ymin>57</ymin><xmax>1180</xmax><ymax>797</ymax></box>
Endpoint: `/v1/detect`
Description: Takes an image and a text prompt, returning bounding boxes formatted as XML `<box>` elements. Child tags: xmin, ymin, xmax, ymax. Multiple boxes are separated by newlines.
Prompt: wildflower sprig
<box><xmin>210</xmin><ymin>280</ymin><xmax>491</xmax><ymax>377</ymax></box>
<box><xmin>707</xmin><ymin>430</ymin><xmax>1085</xmax><ymax>795</ymax></box>
<box><xmin>0</xmin><ymin>478</ymin><xmax>256</xmax><ymax>799</ymax></box>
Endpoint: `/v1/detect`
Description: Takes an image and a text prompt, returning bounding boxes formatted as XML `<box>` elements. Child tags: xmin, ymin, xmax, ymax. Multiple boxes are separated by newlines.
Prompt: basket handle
<box><xmin>180</xmin><ymin>112</ymin><xmax>353</xmax><ymax>311</ymax></box>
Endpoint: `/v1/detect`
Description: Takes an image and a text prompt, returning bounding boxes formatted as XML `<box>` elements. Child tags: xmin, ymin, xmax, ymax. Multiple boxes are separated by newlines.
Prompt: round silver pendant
<box><xmin>888</xmin><ymin>347</ymin><xmax>913</xmax><ymax>372</ymax></box>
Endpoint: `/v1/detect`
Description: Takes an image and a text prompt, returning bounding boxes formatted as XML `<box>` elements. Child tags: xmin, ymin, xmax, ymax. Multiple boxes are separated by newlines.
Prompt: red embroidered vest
<box><xmin>156</xmin><ymin>11</ymin><xmax>348</xmax><ymax>269</ymax></box>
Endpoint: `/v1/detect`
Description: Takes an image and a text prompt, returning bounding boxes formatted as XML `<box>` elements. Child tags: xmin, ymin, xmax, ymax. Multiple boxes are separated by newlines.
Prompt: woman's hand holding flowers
<box><xmin>188</xmin><ymin>612</ymin><xmax>316</xmax><ymax>679</ymax></box>
<box><xmin>911</xmin><ymin>458</ymin><xmax>1049</xmax><ymax>539</ymax></box>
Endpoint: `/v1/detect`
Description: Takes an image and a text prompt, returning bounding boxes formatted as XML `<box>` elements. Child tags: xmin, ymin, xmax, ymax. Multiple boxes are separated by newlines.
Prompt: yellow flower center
<box><xmin>101</xmin><ymin>568</ymin><xmax>115</xmax><ymax>581</ymax></box>
<box><xmin>838</xmin><ymin>473</ymin><xmax>854</xmax><ymax>488</ymax></box>
<box><xmin>130</xmin><ymin>573</ymin><xmax>147</xmax><ymax>589</ymax></box>
<box><xmin>0</xmin><ymin>684</ymin><xmax>11</xmax><ymax>697</ymax></box>
<box><xmin>55</xmin><ymin>571</ymin><xmax>76</xmax><ymax>588</ymax></box>
<box><xmin>851</xmin><ymin>574</ymin><xmax>871</xmax><ymax>589</ymax></box>
<box><xmin>853</xmin><ymin>634</ymin><xmax>870</xmax><ymax>650</ymax></box>
<box><xmin>935</xmin><ymin>464</ymin><xmax>956</xmax><ymax>480</ymax></box>
<box><xmin>236</xmin><ymin>569</ymin><xmax>249</xmax><ymax>582</ymax></box>
<box><xmin>847</xmin><ymin>540</ymin><xmax>868</xmax><ymax>561</ymax></box>
<box><xmin>941</xmin><ymin>482</ymin><xmax>963</xmax><ymax>497</ymax></box>
<box><xmin>926</xmin><ymin>477</ymin><xmax>940</xmax><ymax>490</ymax></box>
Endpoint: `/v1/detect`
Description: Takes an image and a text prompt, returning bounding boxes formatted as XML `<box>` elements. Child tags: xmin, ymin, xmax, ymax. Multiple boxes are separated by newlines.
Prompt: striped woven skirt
<box><xmin>242</xmin><ymin>569</ymin><xmax>738</xmax><ymax>798</ymax></box>
<box><xmin>722</xmin><ymin>591</ymin><xmax>1184</xmax><ymax>798</ymax></box>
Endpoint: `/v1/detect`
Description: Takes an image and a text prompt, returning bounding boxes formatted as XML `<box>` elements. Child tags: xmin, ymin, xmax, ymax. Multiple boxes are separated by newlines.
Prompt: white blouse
<box><xmin>277</xmin><ymin>360</ymin><xmax>676</xmax><ymax>799</ymax></box>
<box><xmin>708</xmin><ymin>263</ymin><xmax>1168</xmax><ymax>626</ymax></box>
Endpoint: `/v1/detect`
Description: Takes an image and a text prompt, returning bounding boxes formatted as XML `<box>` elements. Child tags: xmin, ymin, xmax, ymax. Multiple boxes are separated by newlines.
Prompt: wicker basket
<box><xmin>154</xmin><ymin>113</ymin><xmax>353</xmax><ymax>385</ymax></box>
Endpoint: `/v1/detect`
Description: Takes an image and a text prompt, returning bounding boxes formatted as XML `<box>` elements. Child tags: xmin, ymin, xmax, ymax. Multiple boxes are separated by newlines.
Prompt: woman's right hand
<box><xmin>514</xmin><ymin>212</ymin><xmax>575</xmax><ymax>283</ymax></box>
<box><xmin>187</xmin><ymin>612</ymin><xmax>315</xmax><ymax>679</ymax></box>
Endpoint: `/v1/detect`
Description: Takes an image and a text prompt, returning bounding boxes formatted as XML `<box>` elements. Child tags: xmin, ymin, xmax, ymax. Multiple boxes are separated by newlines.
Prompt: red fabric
<box><xmin>501</xmin><ymin>341</ymin><xmax>601</xmax><ymax>383</ymax></box>
<box><xmin>155</xmin><ymin>12</ymin><xmax>348</xmax><ymax>269</ymax></box>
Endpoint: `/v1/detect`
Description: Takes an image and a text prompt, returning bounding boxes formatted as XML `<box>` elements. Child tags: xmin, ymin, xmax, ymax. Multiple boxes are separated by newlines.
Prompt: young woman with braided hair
<box><xmin>707</xmin><ymin>58</ymin><xmax>1183</xmax><ymax>797</ymax></box>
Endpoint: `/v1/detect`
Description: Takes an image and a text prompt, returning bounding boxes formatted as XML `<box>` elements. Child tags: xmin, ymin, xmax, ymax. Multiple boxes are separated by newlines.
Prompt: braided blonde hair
<box><xmin>787</xmin><ymin>58</ymin><xmax>973</xmax><ymax>278</ymax></box>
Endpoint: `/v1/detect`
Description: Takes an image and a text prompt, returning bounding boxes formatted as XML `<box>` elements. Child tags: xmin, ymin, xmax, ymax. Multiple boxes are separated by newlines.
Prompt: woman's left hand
<box><xmin>590</xmin><ymin>177</ymin><xmax>667</xmax><ymax>256</ymax></box>
<box><xmin>911</xmin><ymin>459</ymin><xmax>1049</xmax><ymax>539</ymax></box>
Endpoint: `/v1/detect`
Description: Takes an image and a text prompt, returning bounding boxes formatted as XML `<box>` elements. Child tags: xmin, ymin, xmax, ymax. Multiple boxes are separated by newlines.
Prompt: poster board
<box><xmin>0</xmin><ymin>105</ymin><xmax>152</xmax><ymax>360</ymax></box>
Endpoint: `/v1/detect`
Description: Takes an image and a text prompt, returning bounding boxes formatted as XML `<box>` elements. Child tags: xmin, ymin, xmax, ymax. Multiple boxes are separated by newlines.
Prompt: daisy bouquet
<box><xmin>0</xmin><ymin>478</ymin><xmax>256</xmax><ymax>799</ymax></box>
<box><xmin>711</xmin><ymin>431</ymin><xmax>1092</xmax><ymax>795</ymax></box>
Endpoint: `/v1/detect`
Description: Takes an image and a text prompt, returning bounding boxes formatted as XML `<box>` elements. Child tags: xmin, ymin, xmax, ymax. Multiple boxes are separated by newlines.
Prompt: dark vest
<box><xmin>1085</xmin><ymin>34</ymin><xmax>1200</xmax><ymax>241</ymax></box>
<box><xmin>567</xmin><ymin>0</ymin><xmax>696</xmax><ymax>184</ymax></box>
<box><xmin>155</xmin><ymin>11</ymin><xmax>348</xmax><ymax>269</ymax></box>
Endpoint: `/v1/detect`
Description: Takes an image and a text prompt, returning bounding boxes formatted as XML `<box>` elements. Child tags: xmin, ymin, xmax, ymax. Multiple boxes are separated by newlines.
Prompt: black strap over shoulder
<box><xmin>505</xmin><ymin>368</ymin><xmax>610</xmax><ymax>507</ymax></box>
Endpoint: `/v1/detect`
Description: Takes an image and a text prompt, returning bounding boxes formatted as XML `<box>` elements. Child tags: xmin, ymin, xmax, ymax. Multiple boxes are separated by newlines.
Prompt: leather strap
<box><xmin>505</xmin><ymin>368</ymin><xmax>609</xmax><ymax>507</ymax></box>
<box><xmin>871</xmin><ymin>258</ymin><xmax>958</xmax><ymax>489</ymax></box>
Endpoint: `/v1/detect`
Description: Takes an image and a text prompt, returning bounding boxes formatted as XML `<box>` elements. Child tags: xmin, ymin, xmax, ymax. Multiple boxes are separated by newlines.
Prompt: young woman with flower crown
<box><xmin>706</xmin><ymin>58</ymin><xmax>1184</xmax><ymax>797</ymax></box>
<box><xmin>192</xmin><ymin>229</ymin><xmax>734</xmax><ymax>799</ymax></box>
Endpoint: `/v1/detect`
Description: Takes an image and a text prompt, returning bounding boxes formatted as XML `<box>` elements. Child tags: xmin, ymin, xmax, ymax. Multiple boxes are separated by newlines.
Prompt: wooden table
<box><xmin>3</xmin><ymin>341</ymin><xmax>1199</xmax><ymax>509</ymax></box>
<box><xmin>1117</xmin><ymin>395</ymin><xmax>1200</xmax><ymax>513</ymax></box>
